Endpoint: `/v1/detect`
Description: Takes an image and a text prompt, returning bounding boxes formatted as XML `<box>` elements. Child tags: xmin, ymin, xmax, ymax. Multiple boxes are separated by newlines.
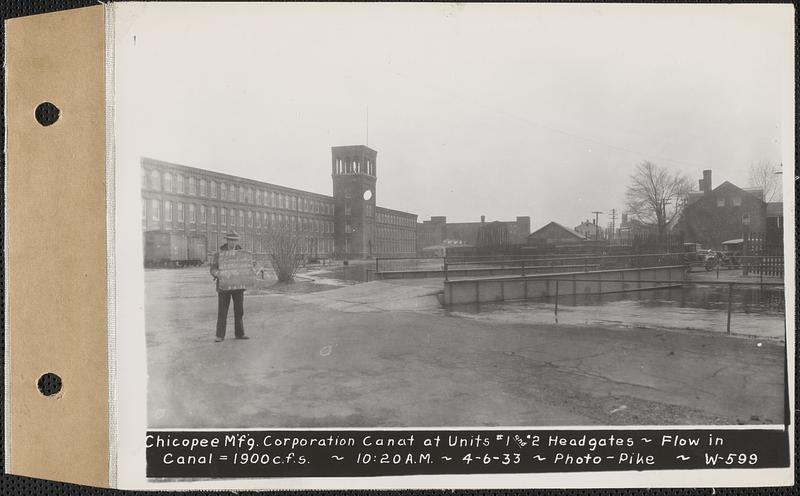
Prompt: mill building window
<box><xmin>177</xmin><ymin>202</ymin><xmax>184</xmax><ymax>222</ymax></box>
<box><xmin>151</xmin><ymin>199</ymin><xmax>160</xmax><ymax>221</ymax></box>
<box><xmin>165</xmin><ymin>200</ymin><xmax>172</xmax><ymax>222</ymax></box>
<box><xmin>150</xmin><ymin>171</ymin><xmax>161</xmax><ymax>190</ymax></box>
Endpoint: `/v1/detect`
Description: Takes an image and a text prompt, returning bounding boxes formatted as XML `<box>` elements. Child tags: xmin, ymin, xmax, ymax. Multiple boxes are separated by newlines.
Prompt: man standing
<box><xmin>210</xmin><ymin>231</ymin><xmax>250</xmax><ymax>342</ymax></box>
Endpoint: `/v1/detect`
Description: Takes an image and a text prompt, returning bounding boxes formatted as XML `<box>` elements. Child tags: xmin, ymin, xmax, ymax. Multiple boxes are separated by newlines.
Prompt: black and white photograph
<box><xmin>106</xmin><ymin>6</ymin><xmax>795</xmax><ymax>486</ymax></box>
<box><xmin>123</xmin><ymin>3</ymin><xmax>793</xmax><ymax>432</ymax></box>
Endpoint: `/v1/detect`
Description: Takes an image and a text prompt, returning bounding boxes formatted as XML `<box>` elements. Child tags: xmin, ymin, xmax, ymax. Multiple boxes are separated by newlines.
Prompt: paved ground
<box><xmin>146</xmin><ymin>267</ymin><xmax>786</xmax><ymax>429</ymax></box>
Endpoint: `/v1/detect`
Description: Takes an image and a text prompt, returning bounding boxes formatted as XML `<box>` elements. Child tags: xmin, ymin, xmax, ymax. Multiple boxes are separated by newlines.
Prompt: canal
<box><xmin>445</xmin><ymin>284</ymin><xmax>786</xmax><ymax>341</ymax></box>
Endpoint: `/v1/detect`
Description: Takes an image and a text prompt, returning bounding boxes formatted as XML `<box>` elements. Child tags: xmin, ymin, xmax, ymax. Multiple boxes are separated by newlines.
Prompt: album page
<box><xmin>109</xmin><ymin>2</ymin><xmax>794</xmax><ymax>489</ymax></box>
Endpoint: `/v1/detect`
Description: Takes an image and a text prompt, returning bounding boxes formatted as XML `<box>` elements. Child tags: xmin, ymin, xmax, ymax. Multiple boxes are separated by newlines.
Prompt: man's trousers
<box><xmin>216</xmin><ymin>290</ymin><xmax>245</xmax><ymax>339</ymax></box>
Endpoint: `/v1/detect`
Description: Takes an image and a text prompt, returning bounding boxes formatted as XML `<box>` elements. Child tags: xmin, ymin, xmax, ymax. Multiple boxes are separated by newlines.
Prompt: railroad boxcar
<box><xmin>144</xmin><ymin>231</ymin><xmax>207</xmax><ymax>267</ymax></box>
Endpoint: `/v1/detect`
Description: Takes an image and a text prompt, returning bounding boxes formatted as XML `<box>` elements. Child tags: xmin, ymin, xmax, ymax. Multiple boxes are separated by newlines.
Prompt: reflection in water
<box><xmin>446</xmin><ymin>284</ymin><xmax>786</xmax><ymax>340</ymax></box>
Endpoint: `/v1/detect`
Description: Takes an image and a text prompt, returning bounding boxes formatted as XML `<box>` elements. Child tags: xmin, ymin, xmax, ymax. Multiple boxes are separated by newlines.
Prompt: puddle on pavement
<box><xmin>445</xmin><ymin>284</ymin><xmax>786</xmax><ymax>341</ymax></box>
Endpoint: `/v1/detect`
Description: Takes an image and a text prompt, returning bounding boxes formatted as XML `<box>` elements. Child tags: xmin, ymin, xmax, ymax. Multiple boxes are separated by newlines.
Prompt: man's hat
<box><xmin>224</xmin><ymin>231</ymin><xmax>241</xmax><ymax>241</ymax></box>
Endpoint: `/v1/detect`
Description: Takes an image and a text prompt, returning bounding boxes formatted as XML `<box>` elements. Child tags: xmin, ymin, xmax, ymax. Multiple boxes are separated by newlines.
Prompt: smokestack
<box><xmin>480</xmin><ymin>215</ymin><xmax>485</xmax><ymax>223</ymax></box>
<box><xmin>702</xmin><ymin>170</ymin><xmax>712</xmax><ymax>194</ymax></box>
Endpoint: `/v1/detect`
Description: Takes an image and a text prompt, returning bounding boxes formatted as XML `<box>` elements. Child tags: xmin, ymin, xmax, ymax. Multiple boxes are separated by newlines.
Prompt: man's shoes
<box><xmin>235</xmin><ymin>335</ymin><xmax>250</xmax><ymax>340</ymax></box>
<box><xmin>214</xmin><ymin>337</ymin><xmax>224</xmax><ymax>342</ymax></box>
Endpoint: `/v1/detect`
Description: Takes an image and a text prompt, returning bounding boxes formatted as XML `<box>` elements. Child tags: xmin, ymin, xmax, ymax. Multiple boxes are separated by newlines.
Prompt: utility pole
<box><xmin>591</xmin><ymin>211</ymin><xmax>603</xmax><ymax>241</ymax></box>
<box><xmin>610</xmin><ymin>208</ymin><xmax>616</xmax><ymax>241</ymax></box>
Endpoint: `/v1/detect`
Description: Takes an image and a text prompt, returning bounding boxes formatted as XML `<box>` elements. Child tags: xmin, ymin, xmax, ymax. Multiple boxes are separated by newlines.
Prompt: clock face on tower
<box><xmin>363</xmin><ymin>189</ymin><xmax>373</xmax><ymax>201</ymax></box>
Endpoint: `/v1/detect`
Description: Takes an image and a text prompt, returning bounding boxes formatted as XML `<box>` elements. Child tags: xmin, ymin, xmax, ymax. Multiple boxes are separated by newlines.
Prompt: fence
<box><xmin>543</xmin><ymin>278</ymin><xmax>784</xmax><ymax>335</ymax></box>
<box><xmin>443</xmin><ymin>265</ymin><xmax>688</xmax><ymax>305</ymax></box>
<box><xmin>696</xmin><ymin>254</ymin><xmax>785</xmax><ymax>280</ymax></box>
<box><xmin>443</xmin><ymin>252</ymin><xmax>697</xmax><ymax>280</ymax></box>
<box><xmin>743</xmin><ymin>234</ymin><xmax>784</xmax><ymax>277</ymax></box>
<box><xmin>375</xmin><ymin>257</ymin><xmax>445</xmax><ymax>273</ymax></box>
<box><xmin>446</xmin><ymin>274</ymin><xmax>783</xmax><ymax>336</ymax></box>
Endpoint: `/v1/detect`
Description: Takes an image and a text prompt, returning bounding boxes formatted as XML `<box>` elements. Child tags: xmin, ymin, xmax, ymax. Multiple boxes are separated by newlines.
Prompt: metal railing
<box><xmin>443</xmin><ymin>252</ymin><xmax>697</xmax><ymax>281</ymax></box>
<box><xmin>375</xmin><ymin>256</ymin><xmax>445</xmax><ymax>273</ymax></box>
<box><xmin>509</xmin><ymin>277</ymin><xmax>784</xmax><ymax>335</ymax></box>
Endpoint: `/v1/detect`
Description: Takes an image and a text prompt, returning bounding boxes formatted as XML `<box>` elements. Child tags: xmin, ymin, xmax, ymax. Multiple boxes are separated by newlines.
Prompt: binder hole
<box><xmin>35</xmin><ymin>102</ymin><xmax>60</xmax><ymax>126</ymax></box>
<box><xmin>37</xmin><ymin>373</ymin><xmax>62</xmax><ymax>396</ymax></box>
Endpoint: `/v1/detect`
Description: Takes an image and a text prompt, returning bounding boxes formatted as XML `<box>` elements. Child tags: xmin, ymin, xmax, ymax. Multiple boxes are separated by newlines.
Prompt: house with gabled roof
<box><xmin>680</xmin><ymin>169</ymin><xmax>768</xmax><ymax>250</ymax></box>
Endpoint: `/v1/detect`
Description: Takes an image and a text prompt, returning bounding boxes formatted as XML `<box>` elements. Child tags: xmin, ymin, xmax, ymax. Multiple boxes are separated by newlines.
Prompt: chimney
<box><xmin>621</xmin><ymin>213</ymin><xmax>628</xmax><ymax>224</ymax></box>
<box><xmin>702</xmin><ymin>170</ymin><xmax>712</xmax><ymax>194</ymax></box>
<box><xmin>480</xmin><ymin>215</ymin><xmax>485</xmax><ymax>223</ymax></box>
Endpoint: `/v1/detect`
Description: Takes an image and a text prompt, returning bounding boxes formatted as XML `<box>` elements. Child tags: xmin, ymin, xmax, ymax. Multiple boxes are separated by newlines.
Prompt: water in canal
<box><xmin>446</xmin><ymin>284</ymin><xmax>786</xmax><ymax>341</ymax></box>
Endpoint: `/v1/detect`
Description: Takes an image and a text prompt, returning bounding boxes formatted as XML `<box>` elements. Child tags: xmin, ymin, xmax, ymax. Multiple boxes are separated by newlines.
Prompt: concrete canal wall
<box><xmin>443</xmin><ymin>265</ymin><xmax>687</xmax><ymax>306</ymax></box>
<box><xmin>375</xmin><ymin>264</ymin><xmax>598</xmax><ymax>280</ymax></box>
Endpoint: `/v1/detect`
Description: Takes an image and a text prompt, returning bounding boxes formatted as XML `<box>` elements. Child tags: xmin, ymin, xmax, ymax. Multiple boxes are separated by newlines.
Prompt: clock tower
<box><xmin>331</xmin><ymin>145</ymin><xmax>377</xmax><ymax>259</ymax></box>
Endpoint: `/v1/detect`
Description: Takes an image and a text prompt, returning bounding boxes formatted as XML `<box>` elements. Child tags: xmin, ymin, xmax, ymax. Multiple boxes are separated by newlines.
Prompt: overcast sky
<box><xmin>115</xmin><ymin>3</ymin><xmax>793</xmax><ymax>229</ymax></box>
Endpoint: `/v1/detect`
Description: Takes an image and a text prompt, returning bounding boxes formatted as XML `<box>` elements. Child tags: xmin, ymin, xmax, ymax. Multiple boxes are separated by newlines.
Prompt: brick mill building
<box><xmin>416</xmin><ymin>215</ymin><xmax>531</xmax><ymax>253</ymax></box>
<box><xmin>141</xmin><ymin>145</ymin><xmax>417</xmax><ymax>261</ymax></box>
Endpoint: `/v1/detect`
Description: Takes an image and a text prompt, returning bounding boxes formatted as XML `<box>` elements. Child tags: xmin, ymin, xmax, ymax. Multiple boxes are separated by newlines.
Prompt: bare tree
<box><xmin>265</xmin><ymin>222</ymin><xmax>303</xmax><ymax>282</ymax></box>
<box><xmin>748</xmin><ymin>160</ymin><xmax>782</xmax><ymax>203</ymax></box>
<box><xmin>625</xmin><ymin>161</ymin><xmax>693</xmax><ymax>235</ymax></box>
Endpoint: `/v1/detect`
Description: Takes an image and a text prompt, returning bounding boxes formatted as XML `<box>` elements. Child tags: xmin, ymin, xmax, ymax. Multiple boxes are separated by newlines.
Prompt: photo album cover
<box><xmin>4</xmin><ymin>2</ymin><xmax>795</xmax><ymax>490</ymax></box>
